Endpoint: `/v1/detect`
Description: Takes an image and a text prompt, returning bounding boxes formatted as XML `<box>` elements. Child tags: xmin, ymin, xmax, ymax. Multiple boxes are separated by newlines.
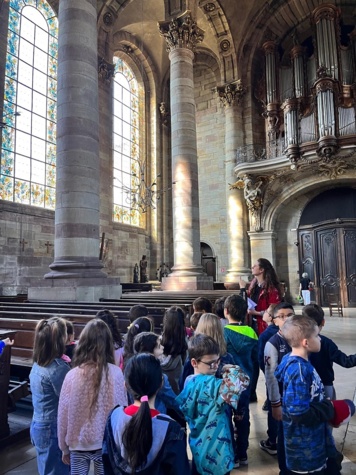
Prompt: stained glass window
<box><xmin>1</xmin><ymin>1</ymin><xmax>58</xmax><ymax>209</ymax></box>
<box><xmin>112</xmin><ymin>57</ymin><xmax>143</xmax><ymax>227</ymax></box>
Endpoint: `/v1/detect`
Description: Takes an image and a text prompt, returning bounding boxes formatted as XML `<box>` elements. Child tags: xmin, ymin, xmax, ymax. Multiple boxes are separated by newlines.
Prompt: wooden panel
<box><xmin>317</xmin><ymin>228</ymin><xmax>340</xmax><ymax>306</ymax></box>
<box><xmin>299</xmin><ymin>230</ymin><xmax>315</xmax><ymax>282</ymax></box>
<box><xmin>343</xmin><ymin>228</ymin><xmax>356</xmax><ymax>306</ymax></box>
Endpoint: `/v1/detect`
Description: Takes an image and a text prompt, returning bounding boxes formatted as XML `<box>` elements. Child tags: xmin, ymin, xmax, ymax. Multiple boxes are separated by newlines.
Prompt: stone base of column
<box><xmin>161</xmin><ymin>274</ymin><xmax>214</xmax><ymax>291</ymax></box>
<box><xmin>28</xmin><ymin>277</ymin><xmax>121</xmax><ymax>302</ymax></box>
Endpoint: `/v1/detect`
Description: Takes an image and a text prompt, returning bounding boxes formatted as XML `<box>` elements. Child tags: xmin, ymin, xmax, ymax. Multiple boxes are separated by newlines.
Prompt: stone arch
<box><xmin>198</xmin><ymin>0</ymin><xmax>238</xmax><ymax>82</ymax></box>
<box><xmin>263</xmin><ymin>174</ymin><xmax>356</xmax><ymax>232</ymax></box>
<box><xmin>195</xmin><ymin>48</ymin><xmax>222</xmax><ymax>85</ymax></box>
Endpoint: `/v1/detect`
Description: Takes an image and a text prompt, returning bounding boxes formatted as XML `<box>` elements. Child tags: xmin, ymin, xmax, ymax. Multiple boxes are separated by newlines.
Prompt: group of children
<box><xmin>2</xmin><ymin>294</ymin><xmax>355</xmax><ymax>475</ymax></box>
<box><xmin>260</xmin><ymin>302</ymin><xmax>356</xmax><ymax>474</ymax></box>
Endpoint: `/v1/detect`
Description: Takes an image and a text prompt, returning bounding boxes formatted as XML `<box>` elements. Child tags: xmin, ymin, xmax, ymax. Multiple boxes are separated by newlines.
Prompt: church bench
<box><xmin>0</xmin><ymin>303</ymin><xmax>166</xmax><ymax>317</ymax></box>
<box><xmin>120</xmin><ymin>283</ymin><xmax>153</xmax><ymax>293</ymax></box>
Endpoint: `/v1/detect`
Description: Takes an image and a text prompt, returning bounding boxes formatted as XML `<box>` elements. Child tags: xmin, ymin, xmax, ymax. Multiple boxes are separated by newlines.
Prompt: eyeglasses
<box><xmin>198</xmin><ymin>358</ymin><xmax>220</xmax><ymax>369</ymax></box>
<box><xmin>273</xmin><ymin>313</ymin><xmax>294</xmax><ymax>320</ymax></box>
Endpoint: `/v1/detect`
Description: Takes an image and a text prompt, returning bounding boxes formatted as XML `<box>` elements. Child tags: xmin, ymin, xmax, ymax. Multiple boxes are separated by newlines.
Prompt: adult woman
<box><xmin>247</xmin><ymin>258</ymin><xmax>282</xmax><ymax>336</ymax></box>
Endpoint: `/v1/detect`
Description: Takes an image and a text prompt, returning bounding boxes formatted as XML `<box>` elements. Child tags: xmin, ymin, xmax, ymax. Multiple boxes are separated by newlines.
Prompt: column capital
<box><xmin>158</xmin><ymin>10</ymin><xmax>204</xmax><ymax>52</ymax></box>
<box><xmin>215</xmin><ymin>80</ymin><xmax>246</xmax><ymax>108</ymax></box>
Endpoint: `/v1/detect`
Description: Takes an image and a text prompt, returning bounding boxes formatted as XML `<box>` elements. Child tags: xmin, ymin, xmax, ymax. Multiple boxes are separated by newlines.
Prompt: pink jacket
<box><xmin>58</xmin><ymin>363</ymin><xmax>127</xmax><ymax>453</ymax></box>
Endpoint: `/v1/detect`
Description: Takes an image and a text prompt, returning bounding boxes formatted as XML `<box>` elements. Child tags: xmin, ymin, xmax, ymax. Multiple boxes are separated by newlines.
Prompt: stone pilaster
<box><xmin>158</xmin><ymin>11</ymin><xmax>213</xmax><ymax>290</ymax></box>
<box><xmin>29</xmin><ymin>0</ymin><xmax>120</xmax><ymax>300</ymax></box>
<box><xmin>248</xmin><ymin>231</ymin><xmax>277</xmax><ymax>266</ymax></box>
<box><xmin>216</xmin><ymin>81</ymin><xmax>250</xmax><ymax>282</ymax></box>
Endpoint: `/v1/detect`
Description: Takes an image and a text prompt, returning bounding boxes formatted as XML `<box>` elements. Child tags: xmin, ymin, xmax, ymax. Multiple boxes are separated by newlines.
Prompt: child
<box><xmin>192</xmin><ymin>296</ymin><xmax>212</xmax><ymax>314</ymax></box>
<box><xmin>63</xmin><ymin>320</ymin><xmax>76</xmax><ymax>362</ymax></box>
<box><xmin>275</xmin><ymin>315</ymin><xmax>353</xmax><ymax>474</ymax></box>
<box><xmin>123</xmin><ymin>316</ymin><xmax>153</xmax><ymax>368</ymax></box>
<box><xmin>58</xmin><ymin>319</ymin><xmax>127</xmax><ymax>475</ymax></box>
<box><xmin>223</xmin><ymin>294</ymin><xmax>258</xmax><ymax>467</ymax></box>
<box><xmin>257</xmin><ymin>304</ymin><xmax>278</xmax><ymax>373</ymax></box>
<box><xmin>133</xmin><ymin>332</ymin><xmax>182</xmax><ymax>416</ymax></box>
<box><xmin>213</xmin><ymin>296</ymin><xmax>228</xmax><ymax>327</ymax></box>
<box><xmin>303</xmin><ymin>303</ymin><xmax>356</xmax><ymax>400</ymax></box>
<box><xmin>102</xmin><ymin>353</ymin><xmax>190</xmax><ymax>474</ymax></box>
<box><xmin>96</xmin><ymin>309</ymin><xmax>124</xmax><ymax>367</ymax></box>
<box><xmin>262</xmin><ymin>302</ymin><xmax>294</xmax><ymax>469</ymax></box>
<box><xmin>176</xmin><ymin>334</ymin><xmax>249</xmax><ymax>475</ymax></box>
<box><xmin>160</xmin><ymin>306</ymin><xmax>188</xmax><ymax>395</ymax></box>
<box><xmin>29</xmin><ymin>317</ymin><xmax>70</xmax><ymax>475</ymax></box>
<box><xmin>0</xmin><ymin>337</ymin><xmax>14</xmax><ymax>354</ymax></box>
<box><xmin>180</xmin><ymin>312</ymin><xmax>235</xmax><ymax>388</ymax></box>
<box><xmin>128</xmin><ymin>304</ymin><xmax>148</xmax><ymax>324</ymax></box>
<box><xmin>190</xmin><ymin>311</ymin><xmax>203</xmax><ymax>334</ymax></box>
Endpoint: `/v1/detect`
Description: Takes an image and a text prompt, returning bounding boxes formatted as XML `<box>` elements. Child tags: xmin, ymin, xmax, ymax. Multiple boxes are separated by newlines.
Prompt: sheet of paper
<box><xmin>247</xmin><ymin>298</ymin><xmax>257</xmax><ymax>311</ymax></box>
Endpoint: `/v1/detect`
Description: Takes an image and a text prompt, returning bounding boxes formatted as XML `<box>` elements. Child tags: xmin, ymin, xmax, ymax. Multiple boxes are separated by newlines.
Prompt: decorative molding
<box><xmin>318</xmin><ymin>159</ymin><xmax>348</xmax><ymax>180</ymax></box>
<box><xmin>159</xmin><ymin>102</ymin><xmax>170</xmax><ymax>126</ymax></box>
<box><xmin>103</xmin><ymin>11</ymin><xmax>114</xmax><ymax>27</ymax></box>
<box><xmin>158</xmin><ymin>11</ymin><xmax>204</xmax><ymax>52</ymax></box>
<box><xmin>215</xmin><ymin>80</ymin><xmax>246</xmax><ymax>107</ymax></box>
<box><xmin>98</xmin><ymin>57</ymin><xmax>115</xmax><ymax>84</ymax></box>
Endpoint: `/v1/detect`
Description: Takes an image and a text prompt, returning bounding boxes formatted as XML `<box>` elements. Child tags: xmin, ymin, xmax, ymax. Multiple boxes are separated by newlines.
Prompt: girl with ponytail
<box><xmin>102</xmin><ymin>354</ymin><xmax>189</xmax><ymax>475</ymax></box>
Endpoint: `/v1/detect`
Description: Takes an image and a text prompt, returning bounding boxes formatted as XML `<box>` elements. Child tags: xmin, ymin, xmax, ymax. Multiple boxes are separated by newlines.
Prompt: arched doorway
<box><xmin>298</xmin><ymin>187</ymin><xmax>356</xmax><ymax>307</ymax></box>
<box><xmin>200</xmin><ymin>242</ymin><xmax>216</xmax><ymax>281</ymax></box>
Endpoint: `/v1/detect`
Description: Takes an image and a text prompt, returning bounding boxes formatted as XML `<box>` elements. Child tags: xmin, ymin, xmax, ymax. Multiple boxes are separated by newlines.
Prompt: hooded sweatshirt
<box><xmin>176</xmin><ymin>366</ymin><xmax>249</xmax><ymax>475</ymax></box>
<box><xmin>223</xmin><ymin>324</ymin><xmax>258</xmax><ymax>379</ymax></box>
<box><xmin>102</xmin><ymin>406</ymin><xmax>189</xmax><ymax>475</ymax></box>
<box><xmin>275</xmin><ymin>354</ymin><xmax>336</xmax><ymax>473</ymax></box>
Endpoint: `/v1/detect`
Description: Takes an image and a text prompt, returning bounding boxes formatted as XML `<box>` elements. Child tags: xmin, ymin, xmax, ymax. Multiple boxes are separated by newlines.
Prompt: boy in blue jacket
<box><xmin>176</xmin><ymin>334</ymin><xmax>249</xmax><ymax>475</ymax></box>
<box><xmin>276</xmin><ymin>315</ymin><xmax>349</xmax><ymax>475</ymax></box>
<box><xmin>223</xmin><ymin>295</ymin><xmax>258</xmax><ymax>467</ymax></box>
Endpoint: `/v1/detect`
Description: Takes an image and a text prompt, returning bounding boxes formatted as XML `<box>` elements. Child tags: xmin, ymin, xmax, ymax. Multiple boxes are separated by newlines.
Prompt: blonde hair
<box><xmin>195</xmin><ymin>313</ymin><xmax>227</xmax><ymax>355</ymax></box>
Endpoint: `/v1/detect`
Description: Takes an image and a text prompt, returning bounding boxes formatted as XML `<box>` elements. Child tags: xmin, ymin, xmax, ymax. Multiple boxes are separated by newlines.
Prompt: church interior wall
<box><xmin>194</xmin><ymin>62</ymin><xmax>228</xmax><ymax>282</ymax></box>
<box><xmin>0</xmin><ymin>202</ymin><xmax>54</xmax><ymax>295</ymax></box>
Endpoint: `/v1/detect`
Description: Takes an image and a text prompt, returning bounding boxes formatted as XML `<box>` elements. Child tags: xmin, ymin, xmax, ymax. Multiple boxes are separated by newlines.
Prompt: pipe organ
<box><xmin>260</xmin><ymin>4</ymin><xmax>356</xmax><ymax>167</ymax></box>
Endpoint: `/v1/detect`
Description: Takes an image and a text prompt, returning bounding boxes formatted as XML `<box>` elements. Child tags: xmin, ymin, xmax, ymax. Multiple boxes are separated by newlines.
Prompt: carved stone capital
<box><xmin>158</xmin><ymin>11</ymin><xmax>204</xmax><ymax>52</ymax></box>
<box><xmin>98</xmin><ymin>57</ymin><xmax>115</xmax><ymax>84</ymax></box>
<box><xmin>216</xmin><ymin>80</ymin><xmax>246</xmax><ymax>107</ymax></box>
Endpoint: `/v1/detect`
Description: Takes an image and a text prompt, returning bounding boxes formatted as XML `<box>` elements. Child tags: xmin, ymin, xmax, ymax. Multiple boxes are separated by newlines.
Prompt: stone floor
<box><xmin>0</xmin><ymin>307</ymin><xmax>355</xmax><ymax>474</ymax></box>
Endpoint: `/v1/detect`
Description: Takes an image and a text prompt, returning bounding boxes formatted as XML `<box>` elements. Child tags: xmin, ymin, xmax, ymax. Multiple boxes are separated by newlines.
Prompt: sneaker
<box><xmin>233</xmin><ymin>460</ymin><xmax>240</xmax><ymax>469</ymax></box>
<box><xmin>238</xmin><ymin>457</ymin><xmax>248</xmax><ymax>466</ymax></box>
<box><xmin>259</xmin><ymin>439</ymin><xmax>277</xmax><ymax>455</ymax></box>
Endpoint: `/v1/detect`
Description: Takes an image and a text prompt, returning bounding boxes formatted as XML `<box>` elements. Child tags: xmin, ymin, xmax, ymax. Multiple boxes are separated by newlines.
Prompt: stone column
<box><xmin>216</xmin><ymin>82</ymin><xmax>250</xmax><ymax>283</ymax></box>
<box><xmin>158</xmin><ymin>11</ymin><xmax>213</xmax><ymax>290</ymax></box>
<box><xmin>29</xmin><ymin>0</ymin><xmax>120</xmax><ymax>301</ymax></box>
<box><xmin>248</xmin><ymin>231</ymin><xmax>277</xmax><ymax>266</ymax></box>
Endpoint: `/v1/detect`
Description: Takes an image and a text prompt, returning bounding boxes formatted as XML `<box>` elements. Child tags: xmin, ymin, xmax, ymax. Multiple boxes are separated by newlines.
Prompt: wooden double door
<box><xmin>298</xmin><ymin>222</ymin><xmax>356</xmax><ymax>308</ymax></box>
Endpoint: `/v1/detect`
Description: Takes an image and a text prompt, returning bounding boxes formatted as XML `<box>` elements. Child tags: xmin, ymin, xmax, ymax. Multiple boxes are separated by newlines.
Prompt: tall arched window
<box><xmin>0</xmin><ymin>1</ymin><xmax>57</xmax><ymax>209</ymax></box>
<box><xmin>112</xmin><ymin>57</ymin><xmax>143</xmax><ymax>227</ymax></box>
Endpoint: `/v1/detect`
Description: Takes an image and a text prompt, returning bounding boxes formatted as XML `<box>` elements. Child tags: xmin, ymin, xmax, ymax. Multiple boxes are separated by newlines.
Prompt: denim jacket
<box><xmin>30</xmin><ymin>358</ymin><xmax>70</xmax><ymax>423</ymax></box>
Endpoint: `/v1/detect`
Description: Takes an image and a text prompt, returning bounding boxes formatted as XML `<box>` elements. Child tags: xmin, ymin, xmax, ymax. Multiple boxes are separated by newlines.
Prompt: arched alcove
<box><xmin>298</xmin><ymin>187</ymin><xmax>356</xmax><ymax>308</ymax></box>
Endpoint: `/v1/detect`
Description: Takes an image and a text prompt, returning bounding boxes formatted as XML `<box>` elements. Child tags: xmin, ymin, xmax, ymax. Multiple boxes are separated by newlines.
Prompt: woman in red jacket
<box><xmin>247</xmin><ymin>258</ymin><xmax>282</xmax><ymax>336</ymax></box>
